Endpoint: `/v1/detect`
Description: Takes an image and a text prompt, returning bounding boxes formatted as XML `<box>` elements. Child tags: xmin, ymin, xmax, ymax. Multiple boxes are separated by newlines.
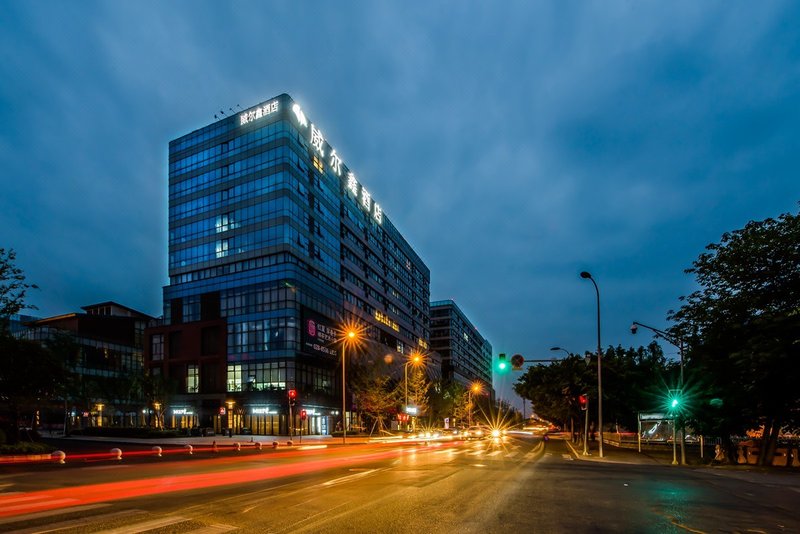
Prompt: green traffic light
<box><xmin>668</xmin><ymin>389</ymin><xmax>682</xmax><ymax>411</ymax></box>
<box><xmin>497</xmin><ymin>353</ymin><xmax>508</xmax><ymax>372</ymax></box>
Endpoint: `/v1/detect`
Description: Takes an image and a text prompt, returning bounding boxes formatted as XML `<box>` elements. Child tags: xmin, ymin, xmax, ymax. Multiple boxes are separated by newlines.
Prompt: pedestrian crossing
<box><xmin>429</xmin><ymin>442</ymin><xmax>541</xmax><ymax>462</ymax></box>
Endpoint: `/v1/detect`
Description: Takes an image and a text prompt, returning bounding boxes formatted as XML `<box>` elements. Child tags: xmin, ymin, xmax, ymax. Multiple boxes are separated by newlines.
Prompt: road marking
<box><xmin>562</xmin><ymin>454</ymin><xmax>574</xmax><ymax>461</ymax></box>
<box><xmin>95</xmin><ymin>515</ymin><xmax>189</xmax><ymax>533</ymax></box>
<box><xmin>321</xmin><ymin>469</ymin><xmax>379</xmax><ymax>487</ymax></box>
<box><xmin>505</xmin><ymin>451</ymin><xmax>518</xmax><ymax>458</ymax></box>
<box><xmin>184</xmin><ymin>524</ymin><xmax>238</xmax><ymax>533</ymax></box>
<box><xmin>487</xmin><ymin>450</ymin><xmax>503</xmax><ymax>457</ymax></box>
<box><xmin>0</xmin><ymin>504</ymin><xmax>112</xmax><ymax>526</ymax></box>
<box><xmin>2</xmin><ymin>509</ymin><xmax>145</xmax><ymax>533</ymax></box>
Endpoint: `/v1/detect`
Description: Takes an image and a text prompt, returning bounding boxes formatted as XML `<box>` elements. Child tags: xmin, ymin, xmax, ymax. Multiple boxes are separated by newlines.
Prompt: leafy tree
<box><xmin>350</xmin><ymin>356</ymin><xmax>398</xmax><ymax>435</ymax></box>
<box><xmin>513</xmin><ymin>343</ymin><xmax>669</xmax><ymax>436</ymax></box>
<box><xmin>669</xmin><ymin>208</ymin><xmax>800</xmax><ymax>465</ymax></box>
<box><xmin>405</xmin><ymin>365</ymin><xmax>431</xmax><ymax>416</ymax></box>
<box><xmin>0</xmin><ymin>248</ymin><xmax>37</xmax><ymax>334</ymax></box>
<box><xmin>428</xmin><ymin>380</ymin><xmax>468</xmax><ymax>426</ymax></box>
<box><xmin>0</xmin><ymin>335</ymin><xmax>66</xmax><ymax>443</ymax></box>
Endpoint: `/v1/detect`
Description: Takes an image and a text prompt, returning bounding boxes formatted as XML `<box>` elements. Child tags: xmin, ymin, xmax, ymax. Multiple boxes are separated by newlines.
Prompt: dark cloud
<box><xmin>2</xmin><ymin>1</ymin><xmax>799</xmax><ymax>405</ymax></box>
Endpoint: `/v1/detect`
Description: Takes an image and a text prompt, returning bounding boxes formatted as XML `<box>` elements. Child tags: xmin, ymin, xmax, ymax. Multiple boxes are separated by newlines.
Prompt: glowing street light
<box><xmin>404</xmin><ymin>352</ymin><xmax>424</xmax><ymax>429</ymax></box>
<box><xmin>580</xmin><ymin>271</ymin><xmax>604</xmax><ymax>458</ymax></box>
<box><xmin>340</xmin><ymin>324</ymin><xmax>361</xmax><ymax>445</ymax></box>
<box><xmin>468</xmin><ymin>382</ymin><xmax>483</xmax><ymax>427</ymax></box>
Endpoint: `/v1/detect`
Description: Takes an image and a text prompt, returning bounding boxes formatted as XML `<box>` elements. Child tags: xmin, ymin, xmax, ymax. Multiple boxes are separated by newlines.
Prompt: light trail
<box><xmin>0</xmin><ymin>441</ymin><xmax>461</xmax><ymax>518</ymax></box>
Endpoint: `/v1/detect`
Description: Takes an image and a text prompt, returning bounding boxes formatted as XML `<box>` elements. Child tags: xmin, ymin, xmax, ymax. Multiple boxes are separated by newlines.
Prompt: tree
<box><xmin>513</xmin><ymin>344</ymin><xmax>669</xmax><ymax>436</ymax></box>
<box><xmin>0</xmin><ymin>248</ymin><xmax>37</xmax><ymax>334</ymax></box>
<box><xmin>350</xmin><ymin>357</ymin><xmax>398</xmax><ymax>435</ymax></box>
<box><xmin>669</xmin><ymin>208</ymin><xmax>800</xmax><ymax>465</ymax></box>
<box><xmin>0</xmin><ymin>335</ymin><xmax>66</xmax><ymax>443</ymax></box>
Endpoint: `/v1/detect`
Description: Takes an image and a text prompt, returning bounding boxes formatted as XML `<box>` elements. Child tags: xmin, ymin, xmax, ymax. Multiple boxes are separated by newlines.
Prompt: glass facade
<box><xmin>429</xmin><ymin>300</ymin><xmax>492</xmax><ymax>388</ymax></box>
<box><xmin>161</xmin><ymin>93</ymin><xmax>430</xmax><ymax>433</ymax></box>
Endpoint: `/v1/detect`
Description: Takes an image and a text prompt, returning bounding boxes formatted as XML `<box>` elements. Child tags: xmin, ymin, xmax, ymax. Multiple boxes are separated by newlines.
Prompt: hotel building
<box><xmin>147</xmin><ymin>94</ymin><xmax>430</xmax><ymax>435</ymax></box>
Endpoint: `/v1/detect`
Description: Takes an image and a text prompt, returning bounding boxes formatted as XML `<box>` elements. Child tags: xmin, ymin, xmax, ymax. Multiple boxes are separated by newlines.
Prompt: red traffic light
<box><xmin>300</xmin><ymin>409</ymin><xmax>307</xmax><ymax>420</ymax></box>
<box><xmin>288</xmin><ymin>389</ymin><xmax>297</xmax><ymax>399</ymax></box>
<box><xmin>579</xmin><ymin>394</ymin><xmax>588</xmax><ymax>410</ymax></box>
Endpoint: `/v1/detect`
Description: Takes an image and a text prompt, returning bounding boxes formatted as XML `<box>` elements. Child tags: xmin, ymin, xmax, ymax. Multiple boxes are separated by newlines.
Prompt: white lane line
<box><xmin>4</xmin><ymin>509</ymin><xmax>145</xmax><ymax>533</ymax></box>
<box><xmin>487</xmin><ymin>450</ymin><xmax>503</xmax><ymax>457</ymax></box>
<box><xmin>505</xmin><ymin>451</ymin><xmax>518</xmax><ymax>458</ymax></box>
<box><xmin>321</xmin><ymin>469</ymin><xmax>379</xmax><ymax>487</ymax></box>
<box><xmin>0</xmin><ymin>504</ymin><xmax>112</xmax><ymax>526</ymax></box>
<box><xmin>184</xmin><ymin>524</ymin><xmax>238</xmax><ymax>533</ymax></box>
<box><xmin>96</xmin><ymin>516</ymin><xmax>189</xmax><ymax>534</ymax></box>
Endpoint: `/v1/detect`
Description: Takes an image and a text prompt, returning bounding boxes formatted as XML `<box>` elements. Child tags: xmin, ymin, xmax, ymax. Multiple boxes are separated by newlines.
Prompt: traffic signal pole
<box><xmin>583</xmin><ymin>398</ymin><xmax>589</xmax><ymax>456</ymax></box>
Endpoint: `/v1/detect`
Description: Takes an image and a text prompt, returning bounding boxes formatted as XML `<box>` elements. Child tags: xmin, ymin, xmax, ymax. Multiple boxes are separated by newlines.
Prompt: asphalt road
<box><xmin>1</xmin><ymin>435</ymin><xmax>798</xmax><ymax>533</ymax></box>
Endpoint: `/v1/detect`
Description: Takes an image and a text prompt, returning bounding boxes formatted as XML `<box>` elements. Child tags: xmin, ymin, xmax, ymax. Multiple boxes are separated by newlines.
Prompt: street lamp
<box><xmin>550</xmin><ymin>347</ymin><xmax>570</xmax><ymax>357</ymax></box>
<box><xmin>631</xmin><ymin>320</ymin><xmax>686</xmax><ymax>464</ymax></box>
<box><xmin>341</xmin><ymin>326</ymin><xmax>359</xmax><ymax>445</ymax></box>
<box><xmin>404</xmin><ymin>352</ymin><xmax>423</xmax><ymax>429</ymax></box>
<box><xmin>580</xmin><ymin>271</ymin><xmax>603</xmax><ymax>458</ymax></box>
<box><xmin>468</xmin><ymin>382</ymin><xmax>482</xmax><ymax>427</ymax></box>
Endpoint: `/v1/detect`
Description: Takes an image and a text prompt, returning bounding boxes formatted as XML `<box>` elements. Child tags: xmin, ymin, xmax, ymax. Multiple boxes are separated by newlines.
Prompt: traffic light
<box><xmin>288</xmin><ymin>389</ymin><xmax>297</xmax><ymax>407</ymax></box>
<box><xmin>667</xmin><ymin>389</ymin><xmax>682</xmax><ymax>412</ymax></box>
<box><xmin>511</xmin><ymin>354</ymin><xmax>525</xmax><ymax>371</ymax></box>
<box><xmin>497</xmin><ymin>353</ymin><xmax>508</xmax><ymax>372</ymax></box>
<box><xmin>300</xmin><ymin>409</ymin><xmax>307</xmax><ymax>420</ymax></box>
<box><xmin>579</xmin><ymin>394</ymin><xmax>588</xmax><ymax>411</ymax></box>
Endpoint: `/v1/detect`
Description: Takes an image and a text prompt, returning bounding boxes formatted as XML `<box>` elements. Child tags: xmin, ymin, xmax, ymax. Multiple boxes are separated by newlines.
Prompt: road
<box><xmin>1</xmin><ymin>435</ymin><xmax>798</xmax><ymax>533</ymax></box>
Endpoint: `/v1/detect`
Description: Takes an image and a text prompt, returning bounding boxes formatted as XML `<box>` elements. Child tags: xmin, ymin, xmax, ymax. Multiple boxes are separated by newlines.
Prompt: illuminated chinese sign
<box><xmin>239</xmin><ymin>100</ymin><xmax>279</xmax><ymax>126</ymax></box>
<box><xmin>303</xmin><ymin>310</ymin><xmax>338</xmax><ymax>357</ymax></box>
<box><xmin>291</xmin><ymin>101</ymin><xmax>383</xmax><ymax>225</ymax></box>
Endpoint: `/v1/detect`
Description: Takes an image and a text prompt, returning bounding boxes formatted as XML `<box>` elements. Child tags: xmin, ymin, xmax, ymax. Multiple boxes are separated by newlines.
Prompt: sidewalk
<box><xmin>47</xmin><ymin>432</ymin><xmax>378</xmax><ymax>448</ymax></box>
<box><xmin>561</xmin><ymin>436</ymin><xmax>800</xmax><ymax>490</ymax></box>
<box><xmin>563</xmin><ymin>437</ymin><xmax>668</xmax><ymax>466</ymax></box>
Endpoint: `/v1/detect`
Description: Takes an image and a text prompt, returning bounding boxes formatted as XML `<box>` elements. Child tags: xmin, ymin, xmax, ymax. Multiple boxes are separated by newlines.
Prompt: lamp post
<box><xmin>341</xmin><ymin>329</ymin><xmax>357</xmax><ymax>445</ymax></box>
<box><xmin>468</xmin><ymin>382</ymin><xmax>482</xmax><ymax>427</ymax></box>
<box><xmin>580</xmin><ymin>271</ymin><xmax>603</xmax><ymax>458</ymax></box>
<box><xmin>550</xmin><ymin>347</ymin><xmax>570</xmax><ymax>357</ymax></box>
<box><xmin>404</xmin><ymin>352</ymin><xmax>423</xmax><ymax>430</ymax></box>
<box><xmin>631</xmin><ymin>320</ymin><xmax>686</xmax><ymax>464</ymax></box>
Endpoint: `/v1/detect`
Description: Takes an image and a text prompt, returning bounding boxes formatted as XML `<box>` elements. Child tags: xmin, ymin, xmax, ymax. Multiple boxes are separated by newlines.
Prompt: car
<box><xmin>465</xmin><ymin>426</ymin><xmax>487</xmax><ymax>440</ymax></box>
<box><xmin>239</xmin><ymin>427</ymin><xmax>253</xmax><ymax>435</ymax></box>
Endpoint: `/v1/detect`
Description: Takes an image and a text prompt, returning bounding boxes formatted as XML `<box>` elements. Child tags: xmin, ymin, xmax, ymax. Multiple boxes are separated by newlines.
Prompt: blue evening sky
<box><xmin>2</xmin><ymin>2</ymin><xmax>799</xmax><ymax>407</ymax></box>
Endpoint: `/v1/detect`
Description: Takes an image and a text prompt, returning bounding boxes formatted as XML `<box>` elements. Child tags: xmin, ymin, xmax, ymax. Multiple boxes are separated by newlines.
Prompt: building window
<box><xmin>227</xmin><ymin>364</ymin><xmax>243</xmax><ymax>392</ymax></box>
<box><xmin>312</xmin><ymin>155</ymin><xmax>323</xmax><ymax>173</ymax></box>
<box><xmin>187</xmin><ymin>364</ymin><xmax>199</xmax><ymax>393</ymax></box>
<box><xmin>151</xmin><ymin>334</ymin><xmax>164</xmax><ymax>361</ymax></box>
<box><xmin>216</xmin><ymin>239</ymin><xmax>229</xmax><ymax>258</ymax></box>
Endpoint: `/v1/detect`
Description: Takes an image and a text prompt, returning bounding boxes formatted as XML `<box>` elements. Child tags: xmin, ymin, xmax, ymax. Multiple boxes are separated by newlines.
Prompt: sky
<box><xmin>2</xmin><ymin>1</ymin><xmax>800</xmax><ymax>407</ymax></box>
